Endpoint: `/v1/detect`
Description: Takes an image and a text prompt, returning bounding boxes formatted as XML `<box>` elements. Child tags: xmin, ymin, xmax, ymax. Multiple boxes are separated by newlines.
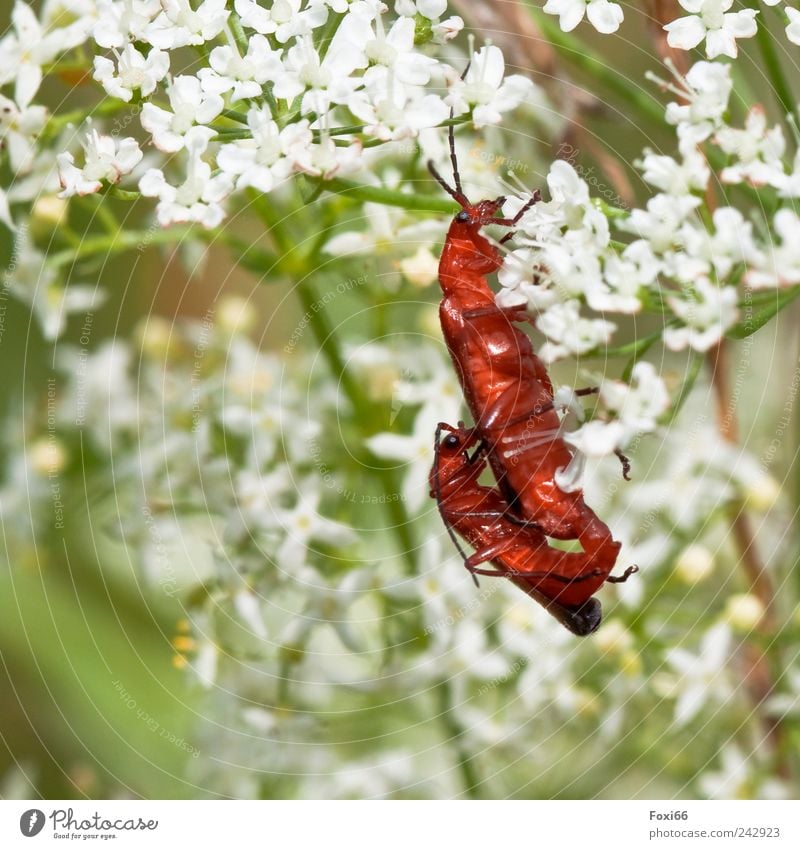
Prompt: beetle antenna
<box><xmin>448</xmin><ymin>118</ymin><xmax>463</xmax><ymax>199</ymax></box>
<box><xmin>428</xmin><ymin>160</ymin><xmax>467</xmax><ymax>206</ymax></box>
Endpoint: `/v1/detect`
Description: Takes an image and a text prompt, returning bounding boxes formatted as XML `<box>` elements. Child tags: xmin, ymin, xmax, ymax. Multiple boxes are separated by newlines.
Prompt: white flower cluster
<box><xmin>0</xmin><ymin>0</ymin><xmax>540</xmax><ymax>235</ymax></box>
<box><xmin>542</xmin><ymin>0</ymin><xmax>624</xmax><ymax>34</ymax></box>
<box><xmin>543</xmin><ymin>0</ymin><xmax>800</xmax><ymax>52</ymax></box>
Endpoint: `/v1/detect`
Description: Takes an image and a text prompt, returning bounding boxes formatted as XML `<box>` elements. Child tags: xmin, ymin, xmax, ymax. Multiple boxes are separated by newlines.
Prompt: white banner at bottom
<box><xmin>1</xmin><ymin>800</ymin><xmax>797</xmax><ymax>848</ymax></box>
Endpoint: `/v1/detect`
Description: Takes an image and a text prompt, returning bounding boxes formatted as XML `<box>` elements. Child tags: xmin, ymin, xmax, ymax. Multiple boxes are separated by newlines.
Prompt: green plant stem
<box><xmin>250</xmin><ymin>194</ymin><xmax>419</xmax><ymax>574</ymax></box>
<box><xmin>324</xmin><ymin>179</ymin><xmax>456</xmax><ymax>213</ymax></box>
<box><xmin>706</xmin><ymin>339</ymin><xmax>791</xmax><ymax>782</ymax></box>
<box><xmin>44</xmin><ymin>227</ymin><xmax>194</xmax><ymax>268</ymax></box>
<box><xmin>436</xmin><ymin>680</ymin><xmax>482</xmax><ymax>799</ymax></box>
<box><xmin>43</xmin><ymin>98</ymin><xmax>129</xmax><ymax>139</ymax></box>
<box><xmin>727</xmin><ymin>286</ymin><xmax>800</xmax><ymax>339</ymax></box>
<box><xmin>748</xmin><ymin>1</ymin><xmax>795</xmax><ymax>121</ymax></box>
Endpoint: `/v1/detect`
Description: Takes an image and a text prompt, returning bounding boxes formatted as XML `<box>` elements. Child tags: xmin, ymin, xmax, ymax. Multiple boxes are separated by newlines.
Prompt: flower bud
<box><xmin>31</xmin><ymin>195</ymin><xmax>68</xmax><ymax>233</ymax></box>
<box><xmin>674</xmin><ymin>544</ymin><xmax>715</xmax><ymax>584</ymax></box>
<box><xmin>136</xmin><ymin>316</ymin><xmax>175</xmax><ymax>360</ymax></box>
<box><xmin>216</xmin><ymin>295</ymin><xmax>257</xmax><ymax>335</ymax></box>
<box><xmin>595</xmin><ymin>618</ymin><xmax>633</xmax><ymax>654</ymax></box>
<box><xmin>743</xmin><ymin>474</ymin><xmax>781</xmax><ymax>512</ymax></box>
<box><xmin>399</xmin><ymin>246</ymin><xmax>439</xmax><ymax>288</ymax></box>
<box><xmin>724</xmin><ymin>593</ymin><xmax>765</xmax><ymax>631</ymax></box>
<box><xmin>29</xmin><ymin>437</ymin><xmax>67</xmax><ymax>475</ymax></box>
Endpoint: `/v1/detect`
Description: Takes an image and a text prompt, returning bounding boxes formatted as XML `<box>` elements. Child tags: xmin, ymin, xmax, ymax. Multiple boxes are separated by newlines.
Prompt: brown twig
<box><xmin>706</xmin><ymin>341</ymin><xmax>790</xmax><ymax>781</ymax></box>
<box><xmin>646</xmin><ymin>1</ymin><xmax>691</xmax><ymax>77</ymax></box>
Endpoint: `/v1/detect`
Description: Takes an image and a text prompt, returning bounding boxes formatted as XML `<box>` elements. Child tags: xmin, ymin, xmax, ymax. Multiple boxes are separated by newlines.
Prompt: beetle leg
<box><xmin>464</xmin><ymin>538</ymin><xmax>519</xmax><ymax>569</ymax></box>
<box><xmin>462</xmin><ymin>302</ymin><xmax>529</xmax><ymax>322</ymax></box>
<box><xmin>471</xmin><ymin>566</ymin><xmax>604</xmax><ymax>583</ymax></box>
<box><xmin>615</xmin><ymin>448</ymin><xmax>632</xmax><ymax>481</ymax></box>
<box><xmin>606</xmin><ymin>564</ymin><xmax>639</xmax><ymax>583</ymax></box>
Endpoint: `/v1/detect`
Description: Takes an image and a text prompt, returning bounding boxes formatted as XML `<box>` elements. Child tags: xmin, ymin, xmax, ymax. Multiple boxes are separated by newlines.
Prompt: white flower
<box><xmin>700</xmin><ymin>747</ymin><xmax>751</xmax><ymax>798</ymax></box>
<box><xmin>140</xmin><ymin>75</ymin><xmax>224</xmax><ymax>152</ymax></box>
<box><xmin>787</xmin><ymin>8</ymin><xmax>800</xmax><ymax>46</ymax></box>
<box><xmin>664</xmin><ymin>0</ymin><xmax>758</xmax><ymax>60</ymax></box>
<box><xmin>602</xmin><ymin>361</ymin><xmax>670</xmax><ymax>435</ymax></box>
<box><xmin>58</xmin><ymin>131</ymin><xmax>143</xmax><ymax>197</ymax></box>
<box><xmin>217</xmin><ymin>107</ymin><xmax>293</xmax><ymax>193</ymax></box>
<box><xmin>145</xmin><ymin>0</ymin><xmax>229</xmax><ymax>49</ymax></box>
<box><xmin>273</xmin><ymin>486</ymin><xmax>358</xmax><ymax>573</ymax></box>
<box><xmin>620</xmin><ymin>193</ymin><xmax>701</xmax><ymax>254</ymax></box>
<box><xmin>396</xmin><ymin>0</ymin><xmax>448</xmax><ymax>18</ymax></box>
<box><xmin>272</xmin><ymin>33</ymin><xmax>364</xmax><ymax>116</ymax></box>
<box><xmin>639</xmin><ymin>147</ymin><xmax>710</xmax><ymax>196</ymax></box>
<box><xmin>198</xmin><ymin>35</ymin><xmax>283</xmax><ymax>102</ymax></box>
<box><xmin>348</xmin><ymin>82</ymin><xmax>450</xmax><ymax>141</ymax></box>
<box><xmin>663</xmin><ymin>277</ymin><xmax>739</xmax><ymax>352</ymax></box>
<box><xmin>665</xmin><ymin>60</ymin><xmax>733</xmax><ymax>142</ymax></box>
<box><xmin>234</xmin><ymin>0</ymin><xmax>326</xmax><ymax>43</ymax></box>
<box><xmin>715</xmin><ymin>106</ymin><xmax>786</xmax><ymax>187</ymax></box>
<box><xmin>536</xmin><ymin>300</ymin><xmax>616</xmax><ymax>363</ymax></box>
<box><xmin>680</xmin><ymin>206</ymin><xmax>760</xmax><ymax>280</ymax></box>
<box><xmin>6</xmin><ymin>234</ymin><xmax>107</xmax><ymax>341</ymax></box>
<box><xmin>432</xmin><ymin>15</ymin><xmax>464</xmax><ymax>44</ymax></box>
<box><xmin>565</xmin><ymin>363</ymin><xmax>669</xmax><ymax>458</ymax></box>
<box><xmin>366</xmin><ymin>401</ymin><xmax>460</xmax><ymax>512</ymax></box>
<box><xmin>543</xmin><ymin>0</ymin><xmax>624</xmax><ymax>34</ymax></box>
<box><xmin>595</xmin><ymin>240</ymin><xmax>660</xmax><ymax>313</ymax></box>
<box><xmin>281</xmin><ymin>121</ymin><xmax>363</xmax><ymax>179</ymax></box>
<box><xmin>0</xmin><ymin>94</ymin><xmax>48</xmax><ymax>174</ymax></box>
<box><xmin>0</xmin><ymin>0</ymin><xmax>91</xmax><ymax>108</ymax></box>
<box><xmin>664</xmin><ymin>622</ymin><xmax>733</xmax><ymax>725</ymax></box>
<box><xmin>747</xmin><ymin>208</ymin><xmax>800</xmax><ymax>289</ymax></box>
<box><xmin>323</xmin><ymin>201</ymin><xmax>443</xmax><ymax>259</ymax></box>
<box><xmin>398</xmin><ymin>246</ymin><xmax>439</xmax><ymax>288</ymax></box>
<box><xmin>446</xmin><ymin>45</ymin><xmax>534</xmax><ymax>128</ymax></box>
<box><xmin>341</xmin><ymin>11</ymin><xmax>437</xmax><ymax>88</ymax></box>
<box><xmin>139</xmin><ymin>128</ymin><xmax>233</xmax><ymax>228</ymax></box>
<box><xmin>93</xmin><ymin>0</ymin><xmax>162</xmax><ymax>49</ymax></box>
<box><xmin>92</xmin><ymin>44</ymin><xmax>170</xmax><ymax>102</ymax></box>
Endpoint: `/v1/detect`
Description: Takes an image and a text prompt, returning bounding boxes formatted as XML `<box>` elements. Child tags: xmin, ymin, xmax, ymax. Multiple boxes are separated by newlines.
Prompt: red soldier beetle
<box><xmin>430</xmin><ymin>423</ymin><xmax>637</xmax><ymax>636</ymax></box>
<box><xmin>427</xmin><ymin>125</ymin><xmax>628</xmax><ymax>603</ymax></box>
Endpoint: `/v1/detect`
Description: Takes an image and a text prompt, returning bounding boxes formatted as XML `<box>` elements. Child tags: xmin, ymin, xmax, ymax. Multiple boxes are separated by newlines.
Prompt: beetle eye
<box><xmin>455</xmin><ymin>210</ymin><xmax>470</xmax><ymax>223</ymax></box>
<box><xmin>443</xmin><ymin>434</ymin><xmax>460</xmax><ymax>448</ymax></box>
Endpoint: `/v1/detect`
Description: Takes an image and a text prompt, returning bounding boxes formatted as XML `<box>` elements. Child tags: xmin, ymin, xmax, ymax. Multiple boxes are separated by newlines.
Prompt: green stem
<box><xmin>250</xmin><ymin>193</ymin><xmax>419</xmax><ymax>574</ymax></box>
<box><xmin>748</xmin><ymin>1</ymin><xmax>796</xmax><ymax>121</ymax></box>
<box><xmin>727</xmin><ymin>286</ymin><xmax>800</xmax><ymax>339</ymax></box>
<box><xmin>43</xmin><ymin>98</ymin><xmax>129</xmax><ymax>139</ymax></box>
<box><xmin>665</xmin><ymin>353</ymin><xmax>702</xmax><ymax>425</ymax></box>
<box><xmin>324</xmin><ymin>179</ymin><xmax>456</xmax><ymax>213</ymax></box>
<box><xmin>436</xmin><ymin>680</ymin><xmax>482</xmax><ymax>799</ymax></box>
<box><xmin>44</xmin><ymin>227</ymin><xmax>195</xmax><ymax>268</ymax></box>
